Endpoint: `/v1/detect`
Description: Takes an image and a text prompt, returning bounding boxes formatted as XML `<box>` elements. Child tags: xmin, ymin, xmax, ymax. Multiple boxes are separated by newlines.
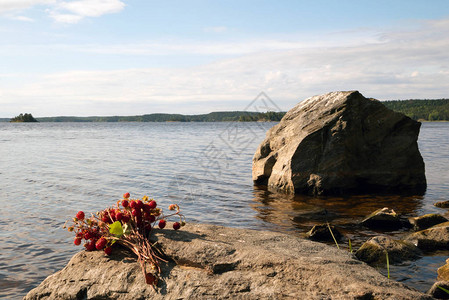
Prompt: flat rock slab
<box><xmin>25</xmin><ymin>224</ymin><xmax>431</xmax><ymax>299</ymax></box>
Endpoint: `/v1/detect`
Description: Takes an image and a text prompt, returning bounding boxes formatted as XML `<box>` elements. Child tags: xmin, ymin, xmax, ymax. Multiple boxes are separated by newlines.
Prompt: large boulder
<box><xmin>24</xmin><ymin>224</ymin><xmax>430</xmax><ymax>299</ymax></box>
<box><xmin>252</xmin><ymin>91</ymin><xmax>426</xmax><ymax>195</ymax></box>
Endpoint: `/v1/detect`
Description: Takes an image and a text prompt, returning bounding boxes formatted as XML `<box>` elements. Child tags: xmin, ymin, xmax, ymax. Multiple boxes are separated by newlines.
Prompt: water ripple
<box><xmin>0</xmin><ymin>122</ymin><xmax>448</xmax><ymax>298</ymax></box>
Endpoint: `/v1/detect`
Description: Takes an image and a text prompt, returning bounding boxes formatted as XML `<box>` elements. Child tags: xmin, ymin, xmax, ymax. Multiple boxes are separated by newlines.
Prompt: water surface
<box><xmin>0</xmin><ymin>122</ymin><xmax>448</xmax><ymax>298</ymax></box>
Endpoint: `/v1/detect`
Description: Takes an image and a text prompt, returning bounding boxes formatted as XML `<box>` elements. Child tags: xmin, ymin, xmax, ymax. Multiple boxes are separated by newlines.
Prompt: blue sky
<box><xmin>1</xmin><ymin>0</ymin><xmax>449</xmax><ymax>117</ymax></box>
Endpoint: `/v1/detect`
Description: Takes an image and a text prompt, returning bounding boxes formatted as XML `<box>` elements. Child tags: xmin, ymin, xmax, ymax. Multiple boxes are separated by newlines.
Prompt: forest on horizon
<box><xmin>2</xmin><ymin>99</ymin><xmax>448</xmax><ymax>122</ymax></box>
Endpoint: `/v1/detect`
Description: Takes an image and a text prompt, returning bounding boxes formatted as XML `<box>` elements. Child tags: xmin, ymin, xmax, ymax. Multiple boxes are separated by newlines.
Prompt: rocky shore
<box><xmin>25</xmin><ymin>223</ymin><xmax>431</xmax><ymax>299</ymax></box>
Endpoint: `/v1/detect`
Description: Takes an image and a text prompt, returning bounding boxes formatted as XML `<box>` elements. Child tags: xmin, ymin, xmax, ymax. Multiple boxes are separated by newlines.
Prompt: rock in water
<box><xmin>355</xmin><ymin>235</ymin><xmax>422</xmax><ymax>265</ymax></box>
<box><xmin>252</xmin><ymin>91</ymin><xmax>426</xmax><ymax>195</ymax></box>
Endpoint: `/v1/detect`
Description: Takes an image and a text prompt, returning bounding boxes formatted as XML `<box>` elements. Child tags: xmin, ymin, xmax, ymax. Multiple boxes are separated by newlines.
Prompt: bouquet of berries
<box><xmin>65</xmin><ymin>193</ymin><xmax>185</xmax><ymax>287</ymax></box>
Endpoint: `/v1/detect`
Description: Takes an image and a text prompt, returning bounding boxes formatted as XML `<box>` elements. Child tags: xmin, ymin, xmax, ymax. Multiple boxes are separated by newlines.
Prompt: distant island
<box><xmin>2</xmin><ymin>99</ymin><xmax>448</xmax><ymax>122</ymax></box>
<box><xmin>10</xmin><ymin>113</ymin><xmax>38</xmax><ymax>123</ymax></box>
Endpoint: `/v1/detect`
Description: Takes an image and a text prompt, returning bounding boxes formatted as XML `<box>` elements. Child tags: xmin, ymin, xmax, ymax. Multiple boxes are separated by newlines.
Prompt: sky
<box><xmin>1</xmin><ymin>0</ymin><xmax>449</xmax><ymax>117</ymax></box>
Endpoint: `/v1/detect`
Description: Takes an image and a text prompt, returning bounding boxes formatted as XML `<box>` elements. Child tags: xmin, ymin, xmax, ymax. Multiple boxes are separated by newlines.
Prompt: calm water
<box><xmin>0</xmin><ymin>122</ymin><xmax>448</xmax><ymax>299</ymax></box>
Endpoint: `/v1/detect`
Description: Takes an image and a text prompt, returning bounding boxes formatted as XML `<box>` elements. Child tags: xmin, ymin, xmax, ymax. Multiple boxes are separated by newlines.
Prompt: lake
<box><xmin>0</xmin><ymin>121</ymin><xmax>448</xmax><ymax>298</ymax></box>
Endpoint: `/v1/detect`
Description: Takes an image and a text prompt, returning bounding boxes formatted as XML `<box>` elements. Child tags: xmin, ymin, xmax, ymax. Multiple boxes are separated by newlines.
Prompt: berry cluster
<box><xmin>65</xmin><ymin>193</ymin><xmax>185</xmax><ymax>287</ymax></box>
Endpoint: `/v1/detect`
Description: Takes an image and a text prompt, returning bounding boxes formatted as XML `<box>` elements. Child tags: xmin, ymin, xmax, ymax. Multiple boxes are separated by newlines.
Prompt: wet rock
<box><xmin>405</xmin><ymin>222</ymin><xmax>449</xmax><ymax>250</ymax></box>
<box><xmin>428</xmin><ymin>281</ymin><xmax>449</xmax><ymax>299</ymax></box>
<box><xmin>438</xmin><ymin>259</ymin><xmax>449</xmax><ymax>281</ymax></box>
<box><xmin>252</xmin><ymin>90</ymin><xmax>426</xmax><ymax>195</ymax></box>
<box><xmin>361</xmin><ymin>207</ymin><xmax>402</xmax><ymax>230</ymax></box>
<box><xmin>24</xmin><ymin>224</ymin><xmax>431</xmax><ymax>300</ymax></box>
<box><xmin>436</xmin><ymin>201</ymin><xmax>449</xmax><ymax>208</ymax></box>
<box><xmin>306</xmin><ymin>224</ymin><xmax>342</xmax><ymax>242</ymax></box>
<box><xmin>409</xmin><ymin>214</ymin><xmax>448</xmax><ymax>231</ymax></box>
<box><xmin>355</xmin><ymin>235</ymin><xmax>421</xmax><ymax>265</ymax></box>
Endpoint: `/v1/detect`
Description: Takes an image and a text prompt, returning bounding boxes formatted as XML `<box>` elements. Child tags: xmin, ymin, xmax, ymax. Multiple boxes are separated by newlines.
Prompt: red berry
<box><xmin>145</xmin><ymin>273</ymin><xmax>156</xmax><ymax>285</ymax></box>
<box><xmin>104</xmin><ymin>246</ymin><xmax>112</xmax><ymax>255</ymax></box>
<box><xmin>101</xmin><ymin>215</ymin><xmax>111</xmax><ymax>224</ymax></box>
<box><xmin>132</xmin><ymin>208</ymin><xmax>141</xmax><ymax>217</ymax></box>
<box><xmin>85</xmin><ymin>241</ymin><xmax>95</xmax><ymax>251</ymax></box>
<box><xmin>173</xmin><ymin>222</ymin><xmax>181</xmax><ymax>230</ymax></box>
<box><xmin>158</xmin><ymin>219</ymin><xmax>166</xmax><ymax>229</ymax></box>
<box><xmin>95</xmin><ymin>237</ymin><xmax>107</xmax><ymax>250</ymax></box>
<box><xmin>143</xmin><ymin>204</ymin><xmax>151</xmax><ymax>213</ymax></box>
<box><xmin>148</xmin><ymin>200</ymin><xmax>157</xmax><ymax>209</ymax></box>
<box><xmin>84</xmin><ymin>231</ymin><xmax>93</xmax><ymax>240</ymax></box>
<box><xmin>130</xmin><ymin>201</ymin><xmax>137</xmax><ymax>209</ymax></box>
<box><xmin>76</xmin><ymin>211</ymin><xmax>85</xmax><ymax>220</ymax></box>
<box><xmin>136</xmin><ymin>200</ymin><xmax>144</xmax><ymax>209</ymax></box>
<box><xmin>123</xmin><ymin>192</ymin><xmax>130</xmax><ymax>199</ymax></box>
<box><xmin>116</xmin><ymin>212</ymin><xmax>123</xmax><ymax>221</ymax></box>
<box><xmin>121</xmin><ymin>214</ymin><xmax>130</xmax><ymax>223</ymax></box>
<box><xmin>121</xmin><ymin>199</ymin><xmax>129</xmax><ymax>208</ymax></box>
<box><xmin>74</xmin><ymin>237</ymin><xmax>82</xmax><ymax>245</ymax></box>
<box><xmin>76</xmin><ymin>232</ymin><xmax>83</xmax><ymax>238</ymax></box>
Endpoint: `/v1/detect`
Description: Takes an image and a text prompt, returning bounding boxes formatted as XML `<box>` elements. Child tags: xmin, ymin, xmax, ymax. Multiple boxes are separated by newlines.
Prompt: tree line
<box><xmin>3</xmin><ymin>99</ymin><xmax>448</xmax><ymax>123</ymax></box>
<box><xmin>31</xmin><ymin>111</ymin><xmax>285</xmax><ymax>122</ymax></box>
<box><xmin>383</xmin><ymin>99</ymin><xmax>449</xmax><ymax>121</ymax></box>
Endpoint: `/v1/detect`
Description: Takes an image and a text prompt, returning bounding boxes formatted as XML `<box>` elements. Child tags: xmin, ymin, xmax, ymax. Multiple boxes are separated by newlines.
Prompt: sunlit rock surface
<box><xmin>253</xmin><ymin>91</ymin><xmax>426</xmax><ymax>195</ymax></box>
<box><xmin>24</xmin><ymin>224</ymin><xmax>430</xmax><ymax>299</ymax></box>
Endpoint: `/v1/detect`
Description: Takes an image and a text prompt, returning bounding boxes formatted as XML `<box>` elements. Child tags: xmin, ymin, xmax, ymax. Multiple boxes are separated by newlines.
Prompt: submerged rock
<box><xmin>409</xmin><ymin>214</ymin><xmax>448</xmax><ymax>231</ymax></box>
<box><xmin>252</xmin><ymin>91</ymin><xmax>426</xmax><ymax>195</ymax></box>
<box><xmin>306</xmin><ymin>224</ymin><xmax>342</xmax><ymax>242</ymax></box>
<box><xmin>24</xmin><ymin>224</ymin><xmax>431</xmax><ymax>299</ymax></box>
<box><xmin>361</xmin><ymin>207</ymin><xmax>402</xmax><ymax>230</ymax></box>
<box><xmin>355</xmin><ymin>235</ymin><xmax>421</xmax><ymax>265</ymax></box>
<box><xmin>435</xmin><ymin>201</ymin><xmax>449</xmax><ymax>208</ymax></box>
<box><xmin>405</xmin><ymin>222</ymin><xmax>449</xmax><ymax>251</ymax></box>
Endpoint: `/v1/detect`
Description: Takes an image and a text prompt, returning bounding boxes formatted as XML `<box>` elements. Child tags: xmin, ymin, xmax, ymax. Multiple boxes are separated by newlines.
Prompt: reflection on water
<box><xmin>251</xmin><ymin>186</ymin><xmax>425</xmax><ymax>247</ymax></box>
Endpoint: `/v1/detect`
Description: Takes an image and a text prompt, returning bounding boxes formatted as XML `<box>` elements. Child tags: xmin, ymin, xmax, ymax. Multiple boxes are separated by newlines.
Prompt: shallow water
<box><xmin>0</xmin><ymin>121</ymin><xmax>448</xmax><ymax>298</ymax></box>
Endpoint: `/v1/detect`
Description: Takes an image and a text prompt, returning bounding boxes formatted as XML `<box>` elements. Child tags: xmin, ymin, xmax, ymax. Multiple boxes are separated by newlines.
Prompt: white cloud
<box><xmin>0</xmin><ymin>0</ymin><xmax>125</xmax><ymax>23</ymax></box>
<box><xmin>0</xmin><ymin>0</ymin><xmax>55</xmax><ymax>13</ymax></box>
<box><xmin>49</xmin><ymin>0</ymin><xmax>125</xmax><ymax>23</ymax></box>
<box><xmin>7</xmin><ymin>15</ymin><xmax>35</xmax><ymax>22</ymax></box>
<box><xmin>1</xmin><ymin>17</ymin><xmax>449</xmax><ymax>116</ymax></box>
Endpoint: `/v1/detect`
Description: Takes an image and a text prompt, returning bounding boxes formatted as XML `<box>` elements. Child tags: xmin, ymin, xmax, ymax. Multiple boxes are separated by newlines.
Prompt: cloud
<box><xmin>0</xmin><ymin>0</ymin><xmax>125</xmax><ymax>23</ymax></box>
<box><xmin>0</xmin><ymin>0</ymin><xmax>55</xmax><ymax>13</ymax></box>
<box><xmin>7</xmin><ymin>15</ymin><xmax>35</xmax><ymax>22</ymax></box>
<box><xmin>48</xmin><ymin>0</ymin><xmax>125</xmax><ymax>23</ymax></box>
<box><xmin>1</xmin><ymin>17</ymin><xmax>448</xmax><ymax>116</ymax></box>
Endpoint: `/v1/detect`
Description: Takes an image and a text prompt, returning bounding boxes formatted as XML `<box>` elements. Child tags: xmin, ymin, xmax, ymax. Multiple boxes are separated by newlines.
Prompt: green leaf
<box><xmin>109</xmin><ymin>221</ymin><xmax>123</xmax><ymax>237</ymax></box>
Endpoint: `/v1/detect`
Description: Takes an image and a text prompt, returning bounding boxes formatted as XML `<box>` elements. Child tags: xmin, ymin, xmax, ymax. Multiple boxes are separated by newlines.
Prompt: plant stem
<box><xmin>327</xmin><ymin>222</ymin><xmax>339</xmax><ymax>249</ymax></box>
